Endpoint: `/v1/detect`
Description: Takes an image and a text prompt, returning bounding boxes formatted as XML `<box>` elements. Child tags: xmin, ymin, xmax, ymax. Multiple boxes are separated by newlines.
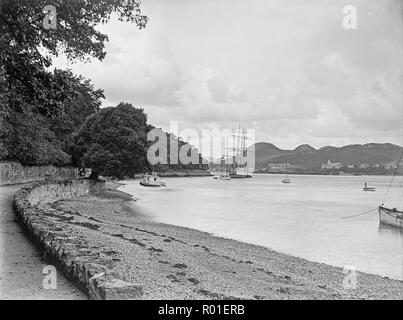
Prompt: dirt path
<box><xmin>0</xmin><ymin>185</ymin><xmax>87</xmax><ymax>300</ymax></box>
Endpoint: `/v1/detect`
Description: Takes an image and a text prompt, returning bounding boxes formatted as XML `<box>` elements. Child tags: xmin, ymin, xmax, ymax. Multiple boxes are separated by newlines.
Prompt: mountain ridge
<box><xmin>251</xmin><ymin>142</ymin><xmax>402</xmax><ymax>170</ymax></box>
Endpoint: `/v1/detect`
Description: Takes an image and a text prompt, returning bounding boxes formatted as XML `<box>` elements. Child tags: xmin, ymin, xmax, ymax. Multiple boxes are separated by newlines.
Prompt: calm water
<box><xmin>120</xmin><ymin>174</ymin><xmax>403</xmax><ymax>280</ymax></box>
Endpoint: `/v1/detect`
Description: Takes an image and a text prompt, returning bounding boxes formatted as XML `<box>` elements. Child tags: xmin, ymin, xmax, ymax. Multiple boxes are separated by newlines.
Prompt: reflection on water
<box><xmin>378</xmin><ymin>222</ymin><xmax>403</xmax><ymax>236</ymax></box>
<box><xmin>121</xmin><ymin>174</ymin><xmax>403</xmax><ymax>280</ymax></box>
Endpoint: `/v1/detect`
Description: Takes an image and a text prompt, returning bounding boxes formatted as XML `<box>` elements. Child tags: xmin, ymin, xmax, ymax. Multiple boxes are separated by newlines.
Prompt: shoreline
<box><xmin>50</xmin><ymin>180</ymin><xmax>402</xmax><ymax>299</ymax></box>
<box><xmin>114</xmin><ymin>180</ymin><xmax>400</xmax><ymax>281</ymax></box>
<box><xmin>114</xmin><ymin>181</ymin><xmax>401</xmax><ymax>281</ymax></box>
<box><xmin>252</xmin><ymin>172</ymin><xmax>398</xmax><ymax>176</ymax></box>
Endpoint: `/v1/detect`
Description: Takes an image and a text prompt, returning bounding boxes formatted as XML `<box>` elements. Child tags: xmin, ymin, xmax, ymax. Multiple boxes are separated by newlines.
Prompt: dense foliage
<box><xmin>0</xmin><ymin>0</ymin><xmax>147</xmax><ymax>166</ymax></box>
<box><xmin>1</xmin><ymin>1</ymin><xmax>207</xmax><ymax>178</ymax></box>
<box><xmin>0</xmin><ymin>69</ymin><xmax>104</xmax><ymax>165</ymax></box>
<box><xmin>0</xmin><ymin>0</ymin><xmax>147</xmax><ymax>117</ymax></box>
<box><xmin>73</xmin><ymin>102</ymin><xmax>150</xmax><ymax>179</ymax></box>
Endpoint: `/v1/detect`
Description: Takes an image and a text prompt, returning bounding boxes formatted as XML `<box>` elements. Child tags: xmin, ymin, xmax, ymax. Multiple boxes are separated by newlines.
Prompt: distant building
<box><xmin>359</xmin><ymin>163</ymin><xmax>370</xmax><ymax>169</ymax></box>
<box><xmin>267</xmin><ymin>163</ymin><xmax>300</xmax><ymax>172</ymax></box>
<box><xmin>372</xmin><ymin>164</ymin><xmax>380</xmax><ymax>168</ymax></box>
<box><xmin>321</xmin><ymin>160</ymin><xmax>343</xmax><ymax>170</ymax></box>
<box><xmin>384</xmin><ymin>162</ymin><xmax>397</xmax><ymax>170</ymax></box>
<box><xmin>347</xmin><ymin>164</ymin><xmax>355</xmax><ymax>169</ymax></box>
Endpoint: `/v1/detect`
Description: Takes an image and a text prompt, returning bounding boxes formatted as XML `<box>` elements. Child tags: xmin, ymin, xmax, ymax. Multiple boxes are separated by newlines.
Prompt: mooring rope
<box><xmin>341</xmin><ymin>207</ymin><xmax>378</xmax><ymax>219</ymax></box>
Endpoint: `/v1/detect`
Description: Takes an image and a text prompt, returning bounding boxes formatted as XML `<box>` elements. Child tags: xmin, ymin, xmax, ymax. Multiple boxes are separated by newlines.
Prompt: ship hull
<box><xmin>378</xmin><ymin>206</ymin><xmax>403</xmax><ymax>228</ymax></box>
<box><xmin>363</xmin><ymin>187</ymin><xmax>376</xmax><ymax>191</ymax></box>
<box><xmin>139</xmin><ymin>182</ymin><xmax>166</xmax><ymax>187</ymax></box>
<box><xmin>229</xmin><ymin>174</ymin><xmax>252</xmax><ymax>178</ymax></box>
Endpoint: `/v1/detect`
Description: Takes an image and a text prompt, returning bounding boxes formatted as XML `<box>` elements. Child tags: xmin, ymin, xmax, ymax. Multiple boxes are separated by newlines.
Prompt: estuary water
<box><xmin>120</xmin><ymin>174</ymin><xmax>403</xmax><ymax>280</ymax></box>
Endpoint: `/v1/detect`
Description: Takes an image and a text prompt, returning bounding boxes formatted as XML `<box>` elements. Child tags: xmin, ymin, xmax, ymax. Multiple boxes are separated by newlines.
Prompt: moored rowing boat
<box><xmin>363</xmin><ymin>187</ymin><xmax>376</xmax><ymax>191</ymax></box>
<box><xmin>378</xmin><ymin>206</ymin><xmax>403</xmax><ymax>228</ymax></box>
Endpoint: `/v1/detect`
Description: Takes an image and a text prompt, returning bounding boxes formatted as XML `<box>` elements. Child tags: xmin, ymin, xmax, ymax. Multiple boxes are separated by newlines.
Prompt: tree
<box><xmin>1</xmin><ymin>69</ymin><xmax>104</xmax><ymax>166</ymax></box>
<box><xmin>49</xmin><ymin>69</ymin><xmax>104</xmax><ymax>157</ymax></box>
<box><xmin>74</xmin><ymin>102</ymin><xmax>150</xmax><ymax>179</ymax></box>
<box><xmin>0</xmin><ymin>0</ymin><xmax>148</xmax><ymax>117</ymax></box>
<box><xmin>0</xmin><ymin>0</ymin><xmax>145</xmax><ymax>165</ymax></box>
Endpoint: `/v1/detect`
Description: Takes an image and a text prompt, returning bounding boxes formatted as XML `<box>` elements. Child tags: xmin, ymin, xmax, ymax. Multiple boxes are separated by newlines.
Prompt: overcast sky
<box><xmin>54</xmin><ymin>0</ymin><xmax>403</xmax><ymax>150</ymax></box>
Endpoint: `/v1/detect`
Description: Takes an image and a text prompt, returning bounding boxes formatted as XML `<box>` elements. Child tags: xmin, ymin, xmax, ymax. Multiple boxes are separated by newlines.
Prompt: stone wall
<box><xmin>13</xmin><ymin>179</ymin><xmax>143</xmax><ymax>300</ymax></box>
<box><xmin>0</xmin><ymin>161</ymin><xmax>78</xmax><ymax>185</ymax></box>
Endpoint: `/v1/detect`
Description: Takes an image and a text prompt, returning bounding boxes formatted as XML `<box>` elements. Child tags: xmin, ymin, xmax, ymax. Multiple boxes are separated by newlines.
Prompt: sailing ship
<box><xmin>282</xmin><ymin>163</ymin><xmax>291</xmax><ymax>183</ymax></box>
<box><xmin>229</xmin><ymin>126</ymin><xmax>252</xmax><ymax>178</ymax></box>
<box><xmin>378</xmin><ymin>153</ymin><xmax>403</xmax><ymax>228</ymax></box>
<box><xmin>218</xmin><ymin>138</ymin><xmax>231</xmax><ymax>180</ymax></box>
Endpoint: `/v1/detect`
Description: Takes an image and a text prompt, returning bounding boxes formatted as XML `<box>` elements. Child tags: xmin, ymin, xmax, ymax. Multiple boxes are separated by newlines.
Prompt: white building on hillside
<box><xmin>321</xmin><ymin>160</ymin><xmax>343</xmax><ymax>170</ymax></box>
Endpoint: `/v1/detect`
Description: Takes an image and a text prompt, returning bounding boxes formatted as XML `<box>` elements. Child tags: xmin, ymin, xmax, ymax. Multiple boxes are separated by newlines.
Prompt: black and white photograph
<box><xmin>0</xmin><ymin>0</ymin><xmax>402</xmax><ymax>310</ymax></box>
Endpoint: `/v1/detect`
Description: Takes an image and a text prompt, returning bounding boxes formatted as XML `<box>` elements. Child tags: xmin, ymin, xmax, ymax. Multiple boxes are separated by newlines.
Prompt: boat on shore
<box><xmin>140</xmin><ymin>173</ymin><xmax>167</xmax><ymax>187</ymax></box>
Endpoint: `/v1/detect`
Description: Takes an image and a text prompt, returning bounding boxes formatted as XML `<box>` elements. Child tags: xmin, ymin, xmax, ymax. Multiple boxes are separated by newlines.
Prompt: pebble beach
<box><xmin>47</xmin><ymin>182</ymin><xmax>402</xmax><ymax>300</ymax></box>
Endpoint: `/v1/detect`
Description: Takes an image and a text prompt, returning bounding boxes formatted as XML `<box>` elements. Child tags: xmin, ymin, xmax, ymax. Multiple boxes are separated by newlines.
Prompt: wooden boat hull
<box><xmin>363</xmin><ymin>187</ymin><xmax>376</xmax><ymax>191</ymax></box>
<box><xmin>229</xmin><ymin>174</ymin><xmax>252</xmax><ymax>178</ymax></box>
<box><xmin>378</xmin><ymin>206</ymin><xmax>403</xmax><ymax>228</ymax></box>
<box><xmin>139</xmin><ymin>182</ymin><xmax>166</xmax><ymax>187</ymax></box>
<box><xmin>218</xmin><ymin>176</ymin><xmax>231</xmax><ymax>180</ymax></box>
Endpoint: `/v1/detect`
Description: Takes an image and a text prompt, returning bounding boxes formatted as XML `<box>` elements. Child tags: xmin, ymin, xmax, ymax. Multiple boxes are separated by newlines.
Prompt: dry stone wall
<box><xmin>13</xmin><ymin>180</ymin><xmax>143</xmax><ymax>300</ymax></box>
<box><xmin>0</xmin><ymin>161</ymin><xmax>78</xmax><ymax>185</ymax></box>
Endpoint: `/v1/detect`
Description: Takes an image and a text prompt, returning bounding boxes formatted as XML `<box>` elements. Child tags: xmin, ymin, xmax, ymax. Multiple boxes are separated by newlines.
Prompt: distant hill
<box><xmin>252</xmin><ymin>142</ymin><xmax>403</xmax><ymax>170</ymax></box>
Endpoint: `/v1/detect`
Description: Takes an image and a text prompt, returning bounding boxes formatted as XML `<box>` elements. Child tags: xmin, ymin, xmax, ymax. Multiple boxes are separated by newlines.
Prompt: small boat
<box><xmin>363</xmin><ymin>187</ymin><xmax>376</xmax><ymax>191</ymax></box>
<box><xmin>230</xmin><ymin>168</ymin><xmax>252</xmax><ymax>179</ymax></box>
<box><xmin>363</xmin><ymin>182</ymin><xmax>375</xmax><ymax>191</ymax></box>
<box><xmin>378</xmin><ymin>206</ymin><xmax>403</xmax><ymax>228</ymax></box>
<box><xmin>282</xmin><ymin>163</ymin><xmax>291</xmax><ymax>183</ymax></box>
<box><xmin>213</xmin><ymin>174</ymin><xmax>231</xmax><ymax>180</ymax></box>
<box><xmin>140</xmin><ymin>173</ymin><xmax>166</xmax><ymax>187</ymax></box>
<box><xmin>218</xmin><ymin>175</ymin><xmax>231</xmax><ymax>180</ymax></box>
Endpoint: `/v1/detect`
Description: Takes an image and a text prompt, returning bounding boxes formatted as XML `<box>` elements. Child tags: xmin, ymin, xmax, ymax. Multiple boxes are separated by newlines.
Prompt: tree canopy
<box><xmin>0</xmin><ymin>1</ymin><xmax>209</xmax><ymax>177</ymax></box>
<box><xmin>0</xmin><ymin>0</ymin><xmax>147</xmax><ymax>166</ymax></box>
<box><xmin>74</xmin><ymin>102</ymin><xmax>150</xmax><ymax>179</ymax></box>
<box><xmin>0</xmin><ymin>0</ymin><xmax>147</xmax><ymax>116</ymax></box>
<box><xmin>2</xmin><ymin>69</ymin><xmax>104</xmax><ymax>166</ymax></box>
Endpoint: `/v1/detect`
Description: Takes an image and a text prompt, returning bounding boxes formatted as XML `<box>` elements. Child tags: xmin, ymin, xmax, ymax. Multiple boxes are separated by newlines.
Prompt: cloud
<box><xmin>53</xmin><ymin>0</ymin><xmax>403</xmax><ymax>149</ymax></box>
<box><xmin>207</xmin><ymin>77</ymin><xmax>229</xmax><ymax>103</ymax></box>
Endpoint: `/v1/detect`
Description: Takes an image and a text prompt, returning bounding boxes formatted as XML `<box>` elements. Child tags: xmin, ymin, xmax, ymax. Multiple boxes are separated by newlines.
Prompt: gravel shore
<box><xmin>50</xmin><ymin>182</ymin><xmax>402</xmax><ymax>300</ymax></box>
